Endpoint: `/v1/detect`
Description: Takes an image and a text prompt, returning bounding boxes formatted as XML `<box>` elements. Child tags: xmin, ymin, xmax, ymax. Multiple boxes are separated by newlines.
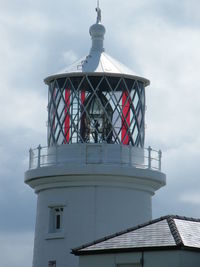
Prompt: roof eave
<box><xmin>72</xmin><ymin>245</ymin><xmax>185</xmax><ymax>256</ymax></box>
<box><xmin>44</xmin><ymin>72</ymin><xmax>150</xmax><ymax>87</ymax></box>
<box><xmin>72</xmin><ymin>244</ymin><xmax>200</xmax><ymax>256</ymax></box>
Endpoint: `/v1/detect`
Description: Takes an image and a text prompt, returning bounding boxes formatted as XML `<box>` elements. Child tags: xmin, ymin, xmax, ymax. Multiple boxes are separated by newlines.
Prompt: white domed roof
<box><xmin>52</xmin><ymin>51</ymin><xmax>141</xmax><ymax>76</ymax></box>
<box><xmin>44</xmin><ymin>6</ymin><xmax>150</xmax><ymax>86</ymax></box>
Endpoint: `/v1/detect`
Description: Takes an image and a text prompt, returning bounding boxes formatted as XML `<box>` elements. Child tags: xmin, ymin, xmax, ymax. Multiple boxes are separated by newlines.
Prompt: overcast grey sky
<box><xmin>0</xmin><ymin>0</ymin><xmax>200</xmax><ymax>266</ymax></box>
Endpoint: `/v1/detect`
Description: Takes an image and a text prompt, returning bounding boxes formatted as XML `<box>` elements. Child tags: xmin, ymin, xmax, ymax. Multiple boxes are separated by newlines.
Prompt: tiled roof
<box><xmin>72</xmin><ymin>215</ymin><xmax>200</xmax><ymax>255</ymax></box>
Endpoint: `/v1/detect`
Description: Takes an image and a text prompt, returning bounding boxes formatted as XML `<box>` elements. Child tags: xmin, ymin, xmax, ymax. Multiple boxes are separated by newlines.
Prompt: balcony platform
<box><xmin>25</xmin><ymin>144</ymin><xmax>166</xmax><ymax>194</ymax></box>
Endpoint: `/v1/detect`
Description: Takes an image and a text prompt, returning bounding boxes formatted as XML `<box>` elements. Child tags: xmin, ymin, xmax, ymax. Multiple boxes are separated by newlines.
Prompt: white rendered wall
<box><xmin>25</xmin><ymin>144</ymin><xmax>166</xmax><ymax>267</ymax></box>
<box><xmin>79</xmin><ymin>253</ymin><xmax>142</xmax><ymax>267</ymax></box>
<box><xmin>78</xmin><ymin>250</ymin><xmax>200</xmax><ymax>267</ymax></box>
<box><xmin>32</xmin><ymin>185</ymin><xmax>152</xmax><ymax>267</ymax></box>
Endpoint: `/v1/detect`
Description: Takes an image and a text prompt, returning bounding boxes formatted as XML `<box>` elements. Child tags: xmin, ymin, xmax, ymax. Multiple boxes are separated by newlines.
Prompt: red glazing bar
<box><xmin>64</xmin><ymin>88</ymin><xmax>70</xmax><ymax>143</ymax></box>
<box><xmin>121</xmin><ymin>91</ymin><xmax>130</xmax><ymax>145</ymax></box>
<box><xmin>81</xmin><ymin>90</ymin><xmax>85</xmax><ymax>106</ymax></box>
<box><xmin>80</xmin><ymin>90</ymin><xmax>86</xmax><ymax>140</ymax></box>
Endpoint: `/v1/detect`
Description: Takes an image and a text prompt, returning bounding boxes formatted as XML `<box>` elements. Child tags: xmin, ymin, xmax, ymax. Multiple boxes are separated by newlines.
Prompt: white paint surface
<box><xmin>79</xmin><ymin>250</ymin><xmax>200</xmax><ymax>267</ymax></box>
<box><xmin>25</xmin><ymin>144</ymin><xmax>165</xmax><ymax>267</ymax></box>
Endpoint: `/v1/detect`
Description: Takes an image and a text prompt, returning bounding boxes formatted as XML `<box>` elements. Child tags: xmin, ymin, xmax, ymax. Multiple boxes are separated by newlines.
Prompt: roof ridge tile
<box><xmin>167</xmin><ymin>217</ymin><xmax>183</xmax><ymax>246</ymax></box>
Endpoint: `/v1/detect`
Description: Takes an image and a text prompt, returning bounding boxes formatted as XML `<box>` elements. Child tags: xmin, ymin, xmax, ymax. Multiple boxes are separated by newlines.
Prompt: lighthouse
<box><xmin>25</xmin><ymin>5</ymin><xmax>166</xmax><ymax>267</ymax></box>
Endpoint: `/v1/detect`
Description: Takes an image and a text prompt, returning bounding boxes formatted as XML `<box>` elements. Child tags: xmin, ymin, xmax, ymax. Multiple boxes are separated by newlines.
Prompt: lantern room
<box><xmin>47</xmin><ymin>74</ymin><xmax>148</xmax><ymax>147</ymax></box>
<box><xmin>44</xmin><ymin>6</ymin><xmax>149</xmax><ymax>148</ymax></box>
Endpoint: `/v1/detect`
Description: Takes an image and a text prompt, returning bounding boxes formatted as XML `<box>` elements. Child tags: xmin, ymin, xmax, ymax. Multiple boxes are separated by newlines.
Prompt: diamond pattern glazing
<box><xmin>48</xmin><ymin>75</ymin><xmax>145</xmax><ymax>147</ymax></box>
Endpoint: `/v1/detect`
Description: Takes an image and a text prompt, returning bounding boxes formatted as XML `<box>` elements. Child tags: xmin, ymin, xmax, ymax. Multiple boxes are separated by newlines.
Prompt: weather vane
<box><xmin>96</xmin><ymin>0</ymin><xmax>101</xmax><ymax>23</ymax></box>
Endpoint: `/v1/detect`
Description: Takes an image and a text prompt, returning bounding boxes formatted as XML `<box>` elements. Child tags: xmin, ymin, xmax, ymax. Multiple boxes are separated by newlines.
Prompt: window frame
<box><xmin>47</xmin><ymin>204</ymin><xmax>66</xmax><ymax>238</ymax></box>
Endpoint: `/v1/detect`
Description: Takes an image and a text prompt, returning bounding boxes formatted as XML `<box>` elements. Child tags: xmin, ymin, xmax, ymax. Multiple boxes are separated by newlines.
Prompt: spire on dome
<box><xmin>96</xmin><ymin>0</ymin><xmax>101</xmax><ymax>23</ymax></box>
<box><xmin>89</xmin><ymin>1</ymin><xmax>105</xmax><ymax>53</ymax></box>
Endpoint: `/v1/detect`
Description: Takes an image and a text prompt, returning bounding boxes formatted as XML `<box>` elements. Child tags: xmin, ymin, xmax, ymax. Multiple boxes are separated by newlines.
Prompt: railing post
<box><xmin>158</xmin><ymin>150</ymin><xmax>162</xmax><ymax>171</ymax></box>
<box><xmin>148</xmin><ymin>146</ymin><xmax>152</xmax><ymax>169</ymax></box>
<box><xmin>37</xmin><ymin>144</ymin><xmax>42</xmax><ymax>168</ymax></box>
<box><xmin>55</xmin><ymin>144</ymin><xmax>58</xmax><ymax>164</ymax></box>
<box><xmin>29</xmin><ymin>148</ymin><xmax>33</xmax><ymax>169</ymax></box>
<box><xmin>129</xmin><ymin>145</ymin><xmax>132</xmax><ymax>166</ymax></box>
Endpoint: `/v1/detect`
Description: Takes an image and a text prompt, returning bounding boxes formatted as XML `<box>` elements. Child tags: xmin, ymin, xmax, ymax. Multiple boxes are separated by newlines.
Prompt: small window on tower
<box><xmin>117</xmin><ymin>264</ymin><xmax>141</xmax><ymax>267</ymax></box>
<box><xmin>49</xmin><ymin>206</ymin><xmax>64</xmax><ymax>233</ymax></box>
<box><xmin>48</xmin><ymin>260</ymin><xmax>56</xmax><ymax>267</ymax></box>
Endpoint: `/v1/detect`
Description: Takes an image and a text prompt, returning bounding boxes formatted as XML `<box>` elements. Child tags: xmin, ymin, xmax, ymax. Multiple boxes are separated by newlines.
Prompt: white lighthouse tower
<box><xmin>25</xmin><ymin>5</ymin><xmax>166</xmax><ymax>267</ymax></box>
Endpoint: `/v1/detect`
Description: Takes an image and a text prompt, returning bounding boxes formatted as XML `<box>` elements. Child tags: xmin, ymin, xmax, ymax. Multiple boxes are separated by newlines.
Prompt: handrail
<box><xmin>28</xmin><ymin>144</ymin><xmax>162</xmax><ymax>171</ymax></box>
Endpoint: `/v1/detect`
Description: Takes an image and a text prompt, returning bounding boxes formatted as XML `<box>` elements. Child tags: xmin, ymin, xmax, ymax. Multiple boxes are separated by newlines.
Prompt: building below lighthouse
<box><xmin>25</xmin><ymin>4</ymin><xmax>166</xmax><ymax>267</ymax></box>
<box><xmin>73</xmin><ymin>215</ymin><xmax>200</xmax><ymax>267</ymax></box>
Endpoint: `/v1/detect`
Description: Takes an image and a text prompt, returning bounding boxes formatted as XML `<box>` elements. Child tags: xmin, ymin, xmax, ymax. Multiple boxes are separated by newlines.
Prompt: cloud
<box><xmin>1</xmin><ymin>1</ymin><xmax>200</xmax><ymax>266</ymax></box>
<box><xmin>62</xmin><ymin>50</ymin><xmax>78</xmax><ymax>66</ymax></box>
<box><xmin>0</xmin><ymin>89</ymin><xmax>47</xmax><ymax>132</ymax></box>
<box><xmin>180</xmin><ymin>192</ymin><xmax>200</xmax><ymax>205</ymax></box>
<box><xmin>0</xmin><ymin>232</ymin><xmax>34</xmax><ymax>267</ymax></box>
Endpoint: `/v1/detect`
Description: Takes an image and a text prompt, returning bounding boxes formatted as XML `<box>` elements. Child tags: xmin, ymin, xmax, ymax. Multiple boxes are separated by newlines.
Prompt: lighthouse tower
<box><xmin>25</xmin><ymin>5</ymin><xmax>166</xmax><ymax>267</ymax></box>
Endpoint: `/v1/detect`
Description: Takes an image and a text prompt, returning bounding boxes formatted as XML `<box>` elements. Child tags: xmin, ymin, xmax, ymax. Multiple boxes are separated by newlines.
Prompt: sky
<box><xmin>0</xmin><ymin>0</ymin><xmax>200</xmax><ymax>266</ymax></box>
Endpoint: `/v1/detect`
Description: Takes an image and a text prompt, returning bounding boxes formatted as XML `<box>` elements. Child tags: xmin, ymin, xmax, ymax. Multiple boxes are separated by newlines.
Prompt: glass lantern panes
<box><xmin>48</xmin><ymin>75</ymin><xmax>145</xmax><ymax>147</ymax></box>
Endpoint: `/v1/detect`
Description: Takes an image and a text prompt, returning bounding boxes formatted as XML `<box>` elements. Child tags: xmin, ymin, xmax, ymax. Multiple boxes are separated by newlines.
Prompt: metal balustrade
<box><xmin>28</xmin><ymin>144</ymin><xmax>162</xmax><ymax>171</ymax></box>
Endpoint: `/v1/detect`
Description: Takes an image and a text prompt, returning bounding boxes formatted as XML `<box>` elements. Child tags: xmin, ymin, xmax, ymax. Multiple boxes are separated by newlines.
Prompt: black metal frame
<box><xmin>47</xmin><ymin>75</ymin><xmax>145</xmax><ymax>147</ymax></box>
